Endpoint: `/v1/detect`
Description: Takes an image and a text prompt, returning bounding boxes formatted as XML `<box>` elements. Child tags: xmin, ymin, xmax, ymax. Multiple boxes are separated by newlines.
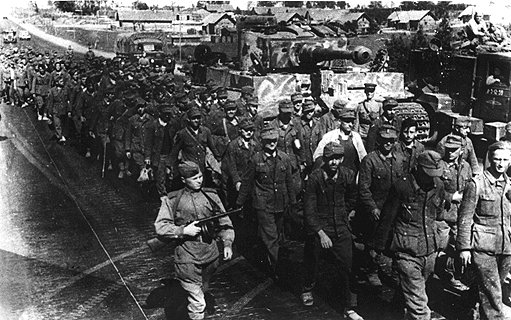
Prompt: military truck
<box><xmin>409</xmin><ymin>41</ymin><xmax>511</xmax><ymax>155</ymax></box>
<box><xmin>115</xmin><ymin>32</ymin><xmax>174</xmax><ymax>67</ymax></box>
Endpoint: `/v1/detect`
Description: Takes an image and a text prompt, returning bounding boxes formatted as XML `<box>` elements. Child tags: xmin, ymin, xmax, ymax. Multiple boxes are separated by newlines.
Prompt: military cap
<box><xmin>378</xmin><ymin>124</ymin><xmax>398</xmax><ymax>139</ymax></box>
<box><xmin>338</xmin><ymin>108</ymin><xmax>356</xmax><ymax>120</ymax></box>
<box><xmin>239</xmin><ymin>118</ymin><xmax>255</xmax><ymax>130</ymax></box>
<box><xmin>160</xmin><ymin>104</ymin><xmax>173</xmax><ymax>114</ymax></box>
<box><xmin>302</xmin><ymin>99</ymin><xmax>315</xmax><ymax>113</ymax></box>
<box><xmin>444</xmin><ymin>134</ymin><xmax>463</xmax><ymax>149</ymax></box>
<box><xmin>454</xmin><ymin>116</ymin><xmax>470</xmax><ymax>127</ymax></box>
<box><xmin>260</xmin><ymin>127</ymin><xmax>279</xmax><ymax>140</ymax></box>
<box><xmin>217</xmin><ymin>89</ymin><xmax>228</xmax><ymax>99</ymax></box>
<box><xmin>364</xmin><ymin>83</ymin><xmax>377</xmax><ymax>92</ymax></box>
<box><xmin>417</xmin><ymin>150</ymin><xmax>443</xmax><ymax>177</ymax></box>
<box><xmin>333</xmin><ymin>98</ymin><xmax>349</xmax><ymax>110</ymax></box>
<box><xmin>323</xmin><ymin>141</ymin><xmax>344</xmax><ymax>158</ymax></box>
<box><xmin>224</xmin><ymin>100</ymin><xmax>237</xmax><ymax>110</ymax></box>
<box><xmin>291</xmin><ymin>92</ymin><xmax>303</xmax><ymax>103</ymax></box>
<box><xmin>247</xmin><ymin>96</ymin><xmax>259</xmax><ymax>106</ymax></box>
<box><xmin>260</xmin><ymin>109</ymin><xmax>277</xmax><ymax>120</ymax></box>
<box><xmin>178</xmin><ymin>161</ymin><xmax>201</xmax><ymax>178</ymax></box>
<box><xmin>187</xmin><ymin>107</ymin><xmax>201</xmax><ymax>118</ymax></box>
<box><xmin>278</xmin><ymin>99</ymin><xmax>293</xmax><ymax>113</ymax></box>
<box><xmin>488</xmin><ymin>141</ymin><xmax>511</xmax><ymax>154</ymax></box>
<box><xmin>383</xmin><ymin>98</ymin><xmax>398</xmax><ymax>109</ymax></box>
<box><xmin>241</xmin><ymin>85</ymin><xmax>254</xmax><ymax>96</ymax></box>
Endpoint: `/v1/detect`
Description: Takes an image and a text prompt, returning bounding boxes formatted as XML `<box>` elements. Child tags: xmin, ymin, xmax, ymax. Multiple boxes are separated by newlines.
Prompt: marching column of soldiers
<box><xmin>3</xmin><ymin>44</ymin><xmax>511</xmax><ymax>320</ymax></box>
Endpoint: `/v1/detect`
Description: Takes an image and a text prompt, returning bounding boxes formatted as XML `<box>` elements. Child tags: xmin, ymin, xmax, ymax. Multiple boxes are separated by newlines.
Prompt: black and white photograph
<box><xmin>1</xmin><ymin>0</ymin><xmax>511</xmax><ymax>319</ymax></box>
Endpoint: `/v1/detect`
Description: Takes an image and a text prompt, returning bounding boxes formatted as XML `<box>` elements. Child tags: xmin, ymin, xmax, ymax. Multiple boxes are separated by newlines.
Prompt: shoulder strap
<box><xmin>222</xmin><ymin>118</ymin><xmax>231</xmax><ymax>142</ymax></box>
<box><xmin>171</xmin><ymin>189</ymin><xmax>186</xmax><ymax>216</ymax></box>
<box><xmin>201</xmin><ymin>189</ymin><xmax>223</xmax><ymax>214</ymax></box>
<box><xmin>185</xmin><ymin>127</ymin><xmax>206</xmax><ymax>151</ymax></box>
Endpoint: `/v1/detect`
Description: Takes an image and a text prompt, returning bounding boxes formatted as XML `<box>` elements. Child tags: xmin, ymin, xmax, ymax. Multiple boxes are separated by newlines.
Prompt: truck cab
<box><xmin>472</xmin><ymin>52</ymin><xmax>511</xmax><ymax>123</ymax></box>
<box><xmin>115</xmin><ymin>32</ymin><xmax>173</xmax><ymax>67</ymax></box>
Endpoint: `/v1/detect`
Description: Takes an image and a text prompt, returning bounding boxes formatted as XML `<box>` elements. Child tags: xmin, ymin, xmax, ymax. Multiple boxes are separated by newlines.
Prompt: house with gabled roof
<box><xmin>273</xmin><ymin>12</ymin><xmax>305</xmax><ymax>24</ymax></box>
<box><xmin>202</xmin><ymin>12</ymin><xmax>236</xmax><ymax>35</ymax></box>
<box><xmin>387</xmin><ymin>10</ymin><xmax>437</xmax><ymax>31</ymax></box>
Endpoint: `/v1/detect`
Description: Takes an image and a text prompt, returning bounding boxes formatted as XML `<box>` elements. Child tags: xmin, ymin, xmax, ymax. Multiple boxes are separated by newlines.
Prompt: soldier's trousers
<box><xmin>256</xmin><ymin>209</ymin><xmax>284</xmax><ymax>272</ymax></box>
<box><xmin>175</xmin><ymin>259</ymin><xmax>218</xmax><ymax>320</ymax></box>
<box><xmin>302</xmin><ymin>231</ymin><xmax>357</xmax><ymax>309</ymax></box>
<box><xmin>155</xmin><ymin>154</ymin><xmax>172</xmax><ymax>196</ymax></box>
<box><xmin>395</xmin><ymin>251</ymin><xmax>435</xmax><ymax>320</ymax></box>
<box><xmin>473</xmin><ymin>251</ymin><xmax>511</xmax><ymax>320</ymax></box>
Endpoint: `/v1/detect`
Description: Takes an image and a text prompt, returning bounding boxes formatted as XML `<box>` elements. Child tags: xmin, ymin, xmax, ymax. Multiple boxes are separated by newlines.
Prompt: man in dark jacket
<box><xmin>393</xmin><ymin>117</ymin><xmax>425</xmax><ymax>175</ymax></box>
<box><xmin>371</xmin><ymin>150</ymin><xmax>446</xmax><ymax>320</ymax></box>
<box><xmin>170</xmin><ymin>107</ymin><xmax>221</xmax><ymax>187</ymax></box>
<box><xmin>301</xmin><ymin>141</ymin><xmax>363</xmax><ymax>320</ymax></box>
<box><xmin>358</xmin><ymin>124</ymin><xmax>401</xmax><ymax>287</ymax></box>
<box><xmin>144</xmin><ymin>105</ymin><xmax>175</xmax><ymax>197</ymax></box>
<box><xmin>222</xmin><ymin>118</ymin><xmax>258</xmax><ymax>209</ymax></box>
<box><xmin>236</xmin><ymin>126</ymin><xmax>296</xmax><ymax>278</ymax></box>
<box><xmin>457</xmin><ymin>141</ymin><xmax>511</xmax><ymax>320</ymax></box>
<box><xmin>365</xmin><ymin>98</ymin><xmax>400</xmax><ymax>153</ymax></box>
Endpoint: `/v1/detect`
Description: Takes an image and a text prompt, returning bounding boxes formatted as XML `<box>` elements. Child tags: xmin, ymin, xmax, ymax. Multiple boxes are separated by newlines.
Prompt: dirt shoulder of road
<box><xmin>7</xmin><ymin>15</ymin><xmax>115</xmax><ymax>59</ymax></box>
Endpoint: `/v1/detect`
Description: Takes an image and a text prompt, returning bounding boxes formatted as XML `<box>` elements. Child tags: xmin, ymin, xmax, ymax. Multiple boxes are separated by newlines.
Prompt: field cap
<box><xmin>418</xmin><ymin>150</ymin><xmax>443</xmax><ymax>177</ymax></box>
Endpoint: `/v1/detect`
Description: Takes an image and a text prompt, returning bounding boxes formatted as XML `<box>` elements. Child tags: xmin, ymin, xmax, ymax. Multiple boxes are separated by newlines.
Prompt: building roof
<box><xmin>251</xmin><ymin>6</ymin><xmax>307</xmax><ymax>16</ymax></box>
<box><xmin>458</xmin><ymin>6</ymin><xmax>490</xmax><ymax>18</ymax></box>
<box><xmin>202</xmin><ymin>13</ymin><xmax>235</xmax><ymax>26</ymax></box>
<box><xmin>307</xmin><ymin>9</ymin><xmax>349</xmax><ymax>22</ymax></box>
<box><xmin>117</xmin><ymin>10</ymin><xmax>174</xmax><ymax>22</ymax></box>
<box><xmin>273</xmin><ymin>12</ymin><xmax>304</xmax><ymax>24</ymax></box>
<box><xmin>334</xmin><ymin>12</ymin><xmax>366</xmax><ymax>24</ymax></box>
<box><xmin>387</xmin><ymin>10</ymin><xmax>433</xmax><ymax>24</ymax></box>
<box><xmin>204</xmin><ymin>4</ymin><xmax>234</xmax><ymax>13</ymax></box>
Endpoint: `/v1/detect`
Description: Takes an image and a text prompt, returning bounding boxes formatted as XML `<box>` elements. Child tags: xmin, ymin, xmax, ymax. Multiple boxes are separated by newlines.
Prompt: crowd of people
<box><xmin>2</xmin><ymin>43</ymin><xmax>511</xmax><ymax>320</ymax></box>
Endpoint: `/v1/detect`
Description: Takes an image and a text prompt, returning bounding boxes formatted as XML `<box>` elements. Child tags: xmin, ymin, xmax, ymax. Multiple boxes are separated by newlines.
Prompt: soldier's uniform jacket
<box><xmin>154</xmin><ymin>188</ymin><xmax>234</xmax><ymax>265</ymax></box>
<box><xmin>316</xmin><ymin>112</ymin><xmax>340</xmax><ymax>142</ymax></box>
<box><xmin>441</xmin><ymin>159</ymin><xmax>472</xmax><ymax>223</ymax></box>
<box><xmin>296</xmin><ymin>118</ymin><xmax>319</xmax><ymax>167</ymax></box>
<box><xmin>222</xmin><ymin>136</ymin><xmax>259</xmax><ymax>184</ymax></box>
<box><xmin>235</xmin><ymin>98</ymin><xmax>249</xmax><ymax>118</ymax></box>
<box><xmin>237</xmin><ymin>150</ymin><xmax>296</xmax><ymax>212</ymax></box>
<box><xmin>49</xmin><ymin>69</ymin><xmax>70</xmax><ymax>88</ymax></box>
<box><xmin>457</xmin><ymin>171</ymin><xmax>511</xmax><ymax>254</ymax></box>
<box><xmin>370</xmin><ymin>174</ymin><xmax>446</xmax><ymax>256</ymax></box>
<box><xmin>169</xmin><ymin>125</ymin><xmax>221</xmax><ymax>174</ymax></box>
<box><xmin>74</xmin><ymin>89</ymin><xmax>96</xmax><ymax>124</ymax></box>
<box><xmin>304</xmin><ymin>166</ymin><xmax>357</xmax><ymax>236</ymax></box>
<box><xmin>31</xmin><ymin>72</ymin><xmax>51</xmax><ymax>96</ymax></box>
<box><xmin>269</xmin><ymin>118</ymin><xmax>305</xmax><ymax>171</ymax></box>
<box><xmin>437</xmin><ymin>134</ymin><xmax>480</xmax><ymax>174</ymax></box>
<box><xmin>365</xmin><ymin>116</ymin><xmax>402</xmax><ymax>153</ymax></box>
<box><xmin>125</xmin><ymin>113</ymin><xmax>152</xmax><ymax>153</ymax></box>
<box><xmin>47</xmin><ymin>86</ymin><xmax>70</xmax><ymax>116</ymax></box>
<box><xmin>91</xmin><ymin>99</ymin><xmax>115</xmax><ymax>136</ymax></box>
<box><xmin>354</xmin><ymin>99</ymin><xmax>382</xmax><ymax>138</ymax></box>
<box><xmin>359</xmin><ymin>150</ymin><xmax>403</xmax><ymax>214</ymax></box>
<box><xmin>144</xmin><ymin>118</ymin><xmax>175</xmax><ymax>167</ymax></box>
<box><xmin>393</xmin><ymin>140</ymin><xmax>425</xmax><ymax>174</ymax></box>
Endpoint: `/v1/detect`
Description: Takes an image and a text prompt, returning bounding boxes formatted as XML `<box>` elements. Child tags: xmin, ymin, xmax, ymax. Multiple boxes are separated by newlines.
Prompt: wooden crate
<box><xmin>484</xmin><ymin>121</ymin><xmax>508</xmax><ymax>141</ymax></box>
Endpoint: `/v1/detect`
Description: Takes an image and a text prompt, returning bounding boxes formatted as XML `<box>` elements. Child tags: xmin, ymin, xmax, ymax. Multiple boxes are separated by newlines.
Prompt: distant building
<box><xmin>116</xmin><ymin>10</ymin><xmax>173</xmax><ymax>30</ymax></box>
<box><xmin>204</xmin><ymin>3</ymin><xmax>234</xmax><ymax>13</ymax></box>
<box><xmin>202</xmin><ymin>13</ymin><xmax>236</xmax><ymax>35</ymax></box>
<box><xmin>334</xmin><ymin>12</ymin><xmax>371</xmax><ymax>34</ymax></box>
<box><xmin>458</xmin><ymin>6</ymin><xmax>490</xmax><ymax>23</ymax></box>
<box><xmin>387</xmin><ymin>10</ymin><xmax>437</xmax><ymax>31</ymax></box>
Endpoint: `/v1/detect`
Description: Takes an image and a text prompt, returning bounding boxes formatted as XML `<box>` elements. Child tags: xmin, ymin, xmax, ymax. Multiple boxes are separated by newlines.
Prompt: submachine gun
<box><xmin>147</xmin><ymin>207</ymin><xmax>242</xmax><ymax>252</ymax></box>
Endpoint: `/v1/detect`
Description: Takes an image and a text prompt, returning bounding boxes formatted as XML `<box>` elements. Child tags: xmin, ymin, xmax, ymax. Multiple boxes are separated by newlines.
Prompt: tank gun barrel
<box><xmin>299</xmin><ymin>45</ymin><xmax>372</xmax><ymax>65</ymax></box>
